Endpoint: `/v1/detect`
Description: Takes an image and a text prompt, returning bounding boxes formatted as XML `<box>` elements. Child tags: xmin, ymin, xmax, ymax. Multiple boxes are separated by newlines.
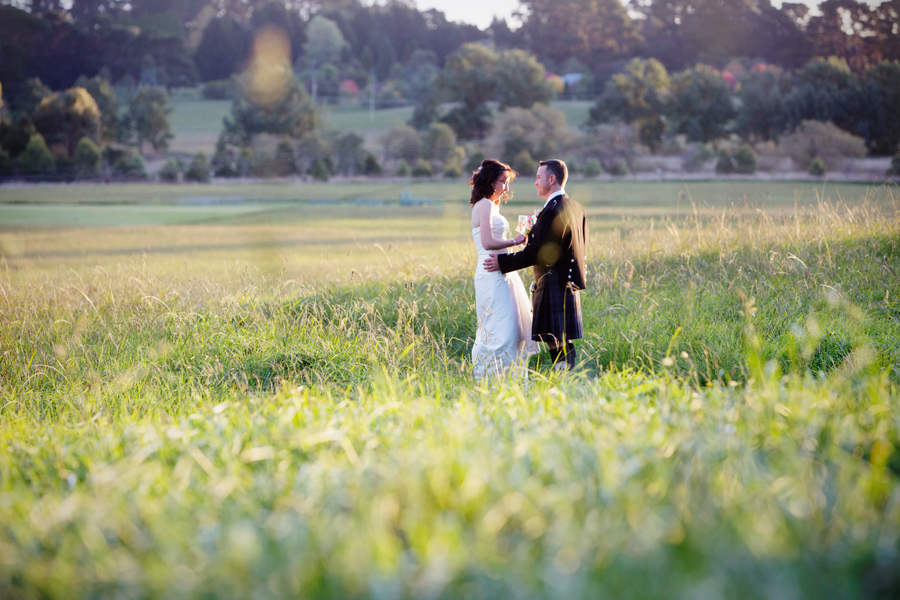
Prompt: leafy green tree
<box><xmin>668</xmin><ymin>64</ymin><xmax>735</xmax><ymax>144</ymax></box>
<box><xmin>590</xmin><ymin>58</ymin><xmax>669</xmax><ymax>151</ymax></box>
<box><xmin>128</xmin><ymin>86</ymin><xmax>173</xmax><ymax>154</ymax></box>
<box><xmin>735</xmin><ymin>65</ymin><xmax>792</xmax><ymax>142</ymax></box>
<box><xmin>421</xmin><ymin>123</ymin><xmax>457</xmax><ymax>170</ymax></box>
<box><xmin>221</xmin><ymin>79</ymin><xmax>318</xmax><ymax>147</ymax></box>
<box><xmin>411</xmin><ymin>158</ymin><xmax>433</xmax><ymax>177</ymax></box>
<box><xmin>32</xmin><ymin>87</ymin><xmax>101</xmax><ymax>157</ymax></box>
<box><xmin>440</xmin><ymin>43</ymin><xmax>497</xmax><ymax>108</ymax></box>
<box><xmin>160</xmin><ymin>158</ymin><xmax>180</xmax><ymax>182</ymax></box>
<box><xmin>273</xmin><ymin>140</ymin><xmax>297</xmax><ymax>176</ymax></box>
<box><xmin>0</xmin><ymin>114</ymin><xmax>37</xmax><ymax>158</ymax></box>
<box><xmin>309</xmin><ymin>157</ymin><xmax>330</xmax><ymax>181</ymax></box>
<box><xmin>333</xmin><ymin>131</ymin><xmax>366</xmax><ymax>176</ymax></box>
<box><xmin>184</xmin><ymin>152</ymin><xmax>210</xmax><ymax>182</ymax></box>
<box><xmin>19</xmin><ymin>133</ymin><xmax>55</xmax><ymax>178</ymax></box>
<box><xmin>489</xmin><ymin>104</ymin><xmax>571</xmax><ymax>168</ymax></box>
<box><xmin>75</xmin><ymin>75</ymin><xmax>122</xmax><ymax>144</ymax></box>
<box><xmin>194</xmin><ymin>16</ymin><xmax>248</xmax><ymax>82</ymax></box>
<box><xmin>732</xmin><ymin>144</ymin><xmax>757</xmax><ymax>174</ymax></box>
<box><xmin>439</xmin><ymin>43</ymin><xmax>498</xmax><ymax>139</ymax></box>
<box><xmin>303</xmin><ymin>16</ymin><xmax>347</xmax><ymax>67</ymax></box>
<box><xmin>72</xmin><ymin>136</ymin><xmax>101</xmax><ymax>177</ymax></box>
<box><xmin>112</xmin><ymin>153</ymin><xmax>147</xmax><ymax>179</ymax></box>
<box><xmin>380</xmin><ymin>125</ymin><xmax>421</xmax><ymax>166</ymax></box>
<box><xmin>495</xmin><ymin>50</ymin><xmax>554</xmax><ymax>110</ymax></box>
<box><xmin>855</xmin><ymin>60</ymin><xmax>900</xmax><ymax>155</ymax></box>
<box><xmin>519</xmin><ymin>0</ymin><xmax>641</xmax><ymax>70</ymax></box>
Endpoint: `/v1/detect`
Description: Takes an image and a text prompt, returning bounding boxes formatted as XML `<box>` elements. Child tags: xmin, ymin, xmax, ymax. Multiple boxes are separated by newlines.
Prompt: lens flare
<box><xmin>244</xmin><ymin>25</ymin><xmax>292</xmax><ymax>107</ymax></box>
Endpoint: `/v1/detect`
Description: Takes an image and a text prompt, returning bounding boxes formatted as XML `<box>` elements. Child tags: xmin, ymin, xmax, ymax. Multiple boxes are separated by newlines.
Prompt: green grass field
<box><xmin>166</xmin><ymin>98</ymin><xmax>595</xmax><ymax>156</ymax></box>
<box><xmin>2</xmin><ymin>180</ymin><xmax>900</xmax><ymax>598</ymax></box>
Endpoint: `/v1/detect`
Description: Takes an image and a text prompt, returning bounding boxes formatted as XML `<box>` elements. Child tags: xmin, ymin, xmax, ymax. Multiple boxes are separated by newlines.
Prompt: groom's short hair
<box><xmin>540</xmin><ymin>159</ymin><xmax>567</xmax><ymax>187</ymax></box>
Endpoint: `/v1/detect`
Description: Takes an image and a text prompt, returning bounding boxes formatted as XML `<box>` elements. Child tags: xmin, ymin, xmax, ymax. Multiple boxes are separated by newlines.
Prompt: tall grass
<box><xmin>1</xmin><ymin>184</ymin><xmax>899</xmax><ymax>598</ymax></box>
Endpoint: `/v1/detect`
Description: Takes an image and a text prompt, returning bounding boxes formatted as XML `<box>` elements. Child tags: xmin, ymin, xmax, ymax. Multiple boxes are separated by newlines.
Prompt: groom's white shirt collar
<box><xmin>543</xmin><ymin>189</ymin><xmax>565</xmax><ymax>209</ymax></box>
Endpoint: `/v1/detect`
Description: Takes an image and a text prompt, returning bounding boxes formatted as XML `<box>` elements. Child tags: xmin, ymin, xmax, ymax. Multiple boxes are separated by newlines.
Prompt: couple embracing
<box><xmin>470</xmin><ymin>158</ymin><xmax>589</xmax><ymax>380</ymax></box>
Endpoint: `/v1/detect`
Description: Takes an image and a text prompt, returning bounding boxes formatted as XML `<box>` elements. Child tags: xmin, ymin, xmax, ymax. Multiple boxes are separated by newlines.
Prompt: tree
<box><xmin>303</xmin><ymin>16</ymin><xmax>347</xmax><ymax>67</ymax></box>
<box><xmin>519</xmin><ymin>0</ymin><xmax>641</xmax><ymax>71</ymax></box>
<box><xmin>781</xmin><ymin>57</ymin><xmax>857</xmax><ymax>135</ymax></box>
<box><xmin>18</xmin><ymin>133</ymin><xmax>55</xmax><ymax>178</ymax></box>
<box><xmin>75</xmin><ymin>75</ymin><xmax>122</xmax><ymax>144</ymax></box>
<box><xmin>854</xmin><ymin>61</ymin><xmax>900</xmax><ymax>155</ymax></box>
<box><xmin>32</xmin><ymin>86</ymin><xmax>101</xmax><ymax>158</ymax></box>
<box><xmin>439</xmin><ymin>43</ymin><xmax>499</xmax><ymax>140</ymax></box>
<box><xmin>128</xmin><ymin>85</ymin><xmax>173</xmax><ymax>154</ymax></box>
<box><xmin>184</xmin><ymin>152</ymin><xmax>210</xmax><ymax>182</ymax></box>
<box><xmin>495</xmin><ymin>50</ymin><xmax>554</xmax><ymax>110</ymax></box>
<box><xmin>194</xmin><ymin>16</ymin><xmax>248</xmax><ymax>82</ymax></box>
<box><xmin>221</xmin><ymin>79</ymin><xmax>319</xmax><ymax>147</ymax></box>
<box><xmin>735</xmin><ymin>65</ymin><xmax>792</xmax><ymax>142</ymax></box>
<box><xmin>421</xmin><ymin>123</ymin><xmax>457</xmax><ymax>170</ymax></box>
<box><xmin>488</xmin><ymin>104</ymin><xmax>572</xmax><ymax>169</ymax></box>
<box><xmin>333</xmin><ymin>131</ymin><xmax>366</xmax><ymax>176</ymax></box>
<box><xmin>440</xmin><ymin>43</ymin><xmax>498</xmax><ymax>109</ymax></box>
<box><xmin>72</xmin><ymin>136</ymin><xmax>101</xmax><ymax>177</ymax></box>
<box><xmin>589</xmin><ymin>58</ymin><xmax>669</xmax><ymax>151</ymax></box>
<box><xmin>380</xmin><ymin>124</ymin><xmax>421</xmax><ymax>166</ymax></box>
<box><xmin>668</xmin><ymin>65</ymin><xmax>735</xmax><ymax>144</ymax></box>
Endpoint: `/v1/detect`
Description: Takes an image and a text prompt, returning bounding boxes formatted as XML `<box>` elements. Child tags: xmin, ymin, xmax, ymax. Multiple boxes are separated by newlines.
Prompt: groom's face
<box><xmin>534</xmin><ymin>165</ymin><xmax>554</xmax><ymax>198</ymax></box>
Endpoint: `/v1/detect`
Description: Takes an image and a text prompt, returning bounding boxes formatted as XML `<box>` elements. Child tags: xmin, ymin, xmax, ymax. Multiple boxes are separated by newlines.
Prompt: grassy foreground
<box><xmin>1</xmin><ymin>181</ymin><xmax>900</xmax><ymax>598</ymax></box>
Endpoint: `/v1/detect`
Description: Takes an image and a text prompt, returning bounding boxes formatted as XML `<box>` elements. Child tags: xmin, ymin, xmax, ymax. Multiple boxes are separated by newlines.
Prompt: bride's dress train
<box><xmin>472</xmin><ymin>212</ymin><xmax>538</xmax><ymax>380</ymax></box>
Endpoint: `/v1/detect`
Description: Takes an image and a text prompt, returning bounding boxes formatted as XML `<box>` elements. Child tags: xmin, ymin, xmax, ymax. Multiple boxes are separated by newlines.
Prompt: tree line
<box><xmin>1</xmin><ymin>0</ymin><xmax>899</xmax><ymax>181</ymax></box>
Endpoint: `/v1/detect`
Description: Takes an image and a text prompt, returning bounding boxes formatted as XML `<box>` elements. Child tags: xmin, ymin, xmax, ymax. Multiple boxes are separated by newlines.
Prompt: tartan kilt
<box><xmin>531</xmin><ymin>270</ymin><xmax>583</xmax><ymax>344</ymax></box>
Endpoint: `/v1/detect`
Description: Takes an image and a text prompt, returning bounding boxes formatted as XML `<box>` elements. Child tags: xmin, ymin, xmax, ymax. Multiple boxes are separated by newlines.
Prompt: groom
<box><xmin>483</xmin><ymin>159</ymin><xmax>588</xmax><ymax>370</ymax></box>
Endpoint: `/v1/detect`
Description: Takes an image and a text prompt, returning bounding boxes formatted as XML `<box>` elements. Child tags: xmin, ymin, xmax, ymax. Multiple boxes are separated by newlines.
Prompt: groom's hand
<box><xmin>483</xmin><ymin>254</ymin><xmax>500</xmax><ymax>272</ymax></box>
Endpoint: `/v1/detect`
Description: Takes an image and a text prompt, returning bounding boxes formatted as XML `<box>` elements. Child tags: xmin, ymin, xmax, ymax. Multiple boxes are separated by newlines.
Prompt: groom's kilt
<box><xmin>531</xmin><ymin>270</ymin><xmax>583</xmax><ymax>344</ymax></box>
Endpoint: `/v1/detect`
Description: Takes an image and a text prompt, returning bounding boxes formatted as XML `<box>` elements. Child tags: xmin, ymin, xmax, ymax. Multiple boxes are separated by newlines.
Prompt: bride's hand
<box><xmin>513</xmin><ymin>234</ymin><xmax>525</xmax><ymax>245</ymax></box>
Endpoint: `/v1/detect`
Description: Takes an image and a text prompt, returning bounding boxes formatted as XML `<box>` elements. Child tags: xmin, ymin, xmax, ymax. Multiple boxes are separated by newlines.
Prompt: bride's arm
<box><xmin>476</xmin><ymin>202</ymin><xmax>524</xmax><ymax>250</ymax></box>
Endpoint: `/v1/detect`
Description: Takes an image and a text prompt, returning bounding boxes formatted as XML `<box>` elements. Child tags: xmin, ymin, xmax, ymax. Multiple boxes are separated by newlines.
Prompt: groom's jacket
<box><xmin>498</xmin><ymin>194</ymin><xmax>588</xmax><ymax>290</ymax></box>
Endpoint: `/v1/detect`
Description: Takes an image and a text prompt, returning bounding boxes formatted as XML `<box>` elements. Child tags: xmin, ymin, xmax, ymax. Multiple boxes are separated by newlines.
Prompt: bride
<box><xmin>470</xmin><ymin>159</ymin><xmax>538</xmax><ymax>380</ymax></box>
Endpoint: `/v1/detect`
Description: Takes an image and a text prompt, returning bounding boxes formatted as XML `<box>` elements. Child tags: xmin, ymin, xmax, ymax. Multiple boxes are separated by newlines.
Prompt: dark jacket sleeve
<box><xmin>497</xmin><ymin>204</ymin><xmax>558</xmax><ymax>274</ymax></box>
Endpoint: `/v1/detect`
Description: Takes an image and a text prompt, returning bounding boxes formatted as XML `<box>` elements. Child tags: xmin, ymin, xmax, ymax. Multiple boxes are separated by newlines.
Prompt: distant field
<box><xmin>0</xmin><ymin>180</ymin><xmax>891</xmax><ymax>281</ymax></box>
<box><xmin>166</xmin><ymin>97</ymin><xmax>595</xmax><ymax>156</ymax></box>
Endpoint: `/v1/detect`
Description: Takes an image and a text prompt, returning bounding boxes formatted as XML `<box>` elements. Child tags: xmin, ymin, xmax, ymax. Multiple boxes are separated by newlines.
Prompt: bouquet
<box><xmin>516</xmin><ymin>211</ymin><xmax>539</xmax><ymax>236</ymax></box>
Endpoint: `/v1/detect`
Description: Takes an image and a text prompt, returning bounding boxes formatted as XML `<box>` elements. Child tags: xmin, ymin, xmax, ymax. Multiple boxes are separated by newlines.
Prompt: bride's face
<box><xmin>490</xmin><ymin>172</ymin><xmax>511</xmax><ymax>202</ymax></box>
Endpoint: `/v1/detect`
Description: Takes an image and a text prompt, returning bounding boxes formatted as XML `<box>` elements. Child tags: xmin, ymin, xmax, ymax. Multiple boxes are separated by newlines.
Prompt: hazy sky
<box><xmin>412</xmin><ymin>0</ymin><xmax>886</xmax><ymax>30</ymax></box>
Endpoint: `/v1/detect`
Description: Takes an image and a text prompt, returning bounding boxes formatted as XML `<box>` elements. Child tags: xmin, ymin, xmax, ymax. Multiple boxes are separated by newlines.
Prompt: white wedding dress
<box><xmin>472</xmin><ymin>204</ymin><xmax>539</xmax><ymax>380</ymax></box>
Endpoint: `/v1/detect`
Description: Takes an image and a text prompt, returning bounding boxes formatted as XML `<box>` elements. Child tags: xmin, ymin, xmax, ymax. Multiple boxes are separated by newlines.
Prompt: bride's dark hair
<box><xmin>468</xmin><ymin>159</ymin><xmax>517</xmax><ymax>205</ymax></box>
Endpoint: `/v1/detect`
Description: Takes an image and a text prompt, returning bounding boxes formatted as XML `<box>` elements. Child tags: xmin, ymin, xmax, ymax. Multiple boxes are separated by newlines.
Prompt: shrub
<box><xmin>509</xmin><ymin>149</ymin><xmax>535</xmax><ymax>177</ymax></box>
<box><xmin>780</xmin><ymin>120</ymin><xmax>867</xmax><ymax>171</ymax></box>
<box><xmin>19</xmin><ymin>134</ymin><xmax>56</xmax><ymax>178</ymax></box>
<box><xmin>112</xmin><ymin>153</ymin><xmax>147</xmax><ymax>179</ymax></box>
<box><xmin>73</xmin><ymin>137</ymin><xmax>102</xmax><ymax>177</ymax></box>
<box><xmin>160</xmin><ymin>158</ymin><xmax>180</xmax><ymax>182</ymax></box>
<box><xmin>684</xmin><ymin>144</ymin><xmax>715</xmax><ymax>173</ymax></box>
<box><xmin>715</xmin><ymin>149</ymin><xmax>735</xmax><ymax>174</ymax></box>
<box><xmin>465</xmin><ymin>151</ymin><xmax>485</xmax><ymax>173</ymax></box>
<box><xmin>185</xmin><ymin>152</ymin><xmax>210</xmax><ymax>183</ymax></box>
<box><xmin>201</xmin><ymin>79</ymin><xmax>234</xmax><ymax>100</ymax></box>
<box><xmin>274</xmin><ymin>141</ymin><xmax>297</xmax><ymax>176</ymax></box>
<box><xmin>808</xmin><ymin>157</ymin><xmax>826</xmax><ymax>176</ymax></box>
<box><xmin>608</xmin><ymin>158</ymin><xmax>630</xmax><ymax>177</ymax></box>
<box><xmin>212</xmin><ymin>143</ymin><xmax>238</xmax><ymax>178</ymax></box>
<box><xmin>309</xmin><ymin>158</ymin><xmax>330</xmax><ymax>181</ymax></box>
<box><xmin>444</xmin><ymin>164</ymin><xmax>462</xmax><ymax>178</ymax></box>
<box><xmin>565</xmin><ymin>157</ymin><xmax>580</xmax><ymax>174</ymax></box>
<box><xmin>887</xmin><ymin>152</ymin><xmax>900</xmax><ymax>176</ymax></box>
<box><xmin>395</xmin><ymin>159</ymin><xmax>410</xmax><ymax>177</ymax></box>
<box><xmin>0</xmin><ymin>148</ymin><xmax>11</xmax><ymax>176</ymax></box>
<box><xmin>732</xmin><ymin>144</ymin><xmax>757</xmax><ymax>174</ymax></box>
<box><xmin>360</xmin><ymin>152</ymin><xmax>382</xmax><ymax>176</ymax></box>
<box><xmin>411</xmin><ymin>159</ymin><xmax>433</xmax><ymax>177</ymax></box>
<box><xmin>582</xmin><ymin>158</ymin><xmax>602</xmax><ymax>178</ymax></box>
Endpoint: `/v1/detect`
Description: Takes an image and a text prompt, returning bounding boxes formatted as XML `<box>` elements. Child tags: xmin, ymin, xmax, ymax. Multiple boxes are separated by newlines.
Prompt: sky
<box><xmin>412</xmin><ymin>0</ymin><xmax>887</xmax><ymax>30</ymax></box>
